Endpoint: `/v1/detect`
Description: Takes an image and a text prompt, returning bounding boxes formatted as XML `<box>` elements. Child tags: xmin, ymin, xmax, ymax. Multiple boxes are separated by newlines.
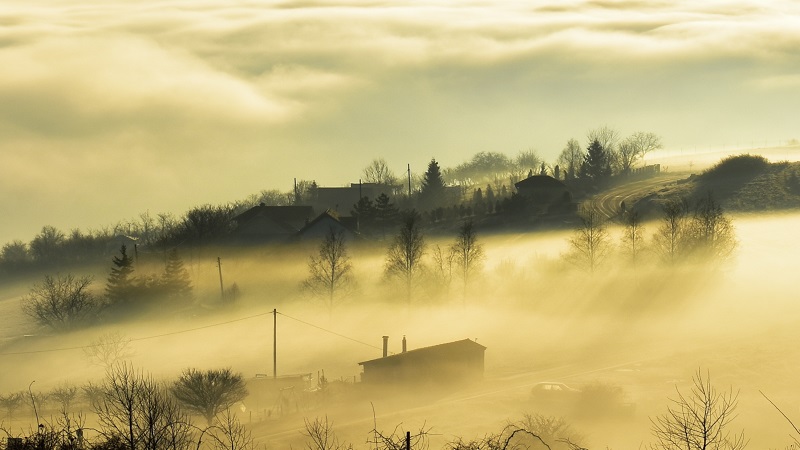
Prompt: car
<box><xmin>530</xmin><ymin>382</ymin><xmax>580</xmax><ymax>396</ymax></box>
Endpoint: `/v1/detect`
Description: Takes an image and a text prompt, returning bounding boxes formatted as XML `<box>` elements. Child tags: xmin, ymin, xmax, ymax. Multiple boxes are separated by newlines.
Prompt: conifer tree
<box><xmin>106</xmin><ymin>245</ymin><xmax>135</xmax><ymax>306</ymax></box>
<box><xmin>580</xmin><ymin>139</ymin><xmax>612</xmax><ymax>184</ymax></box>
<box><xmin>419</xmin><ymin>159</ymin><xmax>446</xmax><ymax>210</ymax></box>
<box><xmin>162</xmin><ymin>248</ymin><xmax>192</xmax><ymax>303</ymax></box>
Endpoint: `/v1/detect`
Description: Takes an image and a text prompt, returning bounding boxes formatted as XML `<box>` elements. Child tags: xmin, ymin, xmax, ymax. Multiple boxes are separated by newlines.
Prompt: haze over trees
<box><xmin>171</xmin><ymin>368</ymin><xmax>248</xmax><ymax>426</ymax></box>
<box><xmin>303</xmin><ymin>228</ymin><xmax>355</xmax><ymax>313</ymax></box>
<box><xmin>385</xmin><ymin>212</ymin><xmax>426</xmax><ymax>303</ymax></box>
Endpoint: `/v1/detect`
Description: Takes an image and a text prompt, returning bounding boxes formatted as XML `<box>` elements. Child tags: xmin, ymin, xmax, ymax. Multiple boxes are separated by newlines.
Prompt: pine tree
<box><xmin>106</xmin><ymin>245</ymin><xmax>135</xmax><ymax>306</ymax></box>
<box><xmin>419</xmin><ymin>159</ymin><xmax>446</xmax><ymax>210</ymax></box>
<box><xmin>580</xmin><ymin>139</ymin><xmax>612</xmax><ymax>184</ymax></box>
<box><xmin>162</xmin><ymin>248</ymin><xmax>192</xmax><ymax>303</ymax></box>
<box><xmin>351</xmin><ymin>196</ymin><xmax>376</xmax><ymax>232</ymax></box>
<box><xmin>374</xmin><ymin>193</ymin><xmax>399</xmax><ymax>239</ymax></box>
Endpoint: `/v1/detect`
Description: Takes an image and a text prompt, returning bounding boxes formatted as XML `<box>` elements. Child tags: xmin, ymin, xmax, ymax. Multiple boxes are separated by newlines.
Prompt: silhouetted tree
<box><xmin>180</xmin><ymin>204</ymin><xmax>235</xmax><ymax>244</ymax></box>
<box><xmin>22</xmin><ymin>274</ymin><xmax>97</xmax><ymax>331</ymax></box>
<box><xmin>373</xmin><ymin>193</ymin><xmax>399</xmax><ymax>237</ymax></box>
<box><xmin>513</xmin><ymin>150</ymin><xmax>542</xmax><ymax>180</ymax></box>
<box><xmin>351</xmin><ymin>196</ymin><xmax>376</xmax><ymax>232</ymax></box>
<box><xmin>162</xmin><ymin>249</ymin><xmax>192</xmax><ymax>303</ymax></box>
<box><xmin>106</xmin><ymin>245</ymin><xmax>135</xmax><ymax>306</ymax></box>
<box><xmin>171</xmin><ymin>368</ymin><xmax>247</xmax><ymax>427</ymax></box>
<box><xmin>419</xmin><ymin>159</ymin><xmax>446</xmax><ymax>210</ymax></box>
<box><xmin>385</xmin><ymin>212</ymin><xmax>426</xmax><ymax>304</ymax></box>
<box><xmin>303</xmin><ymin>228</ymin><xmax>354</xmax><ymax>313</ymax></box>
<box><xmin>566</xmin><ymin>203</ymin><xmax>610</xmax><ymax>273</ymax></box>
<box><xmin>557</xmin><ymin>139</ymin><xmax>583</xmax><ymax>181</ymax></box>
<box><xmin>49</xmin><ymin>383</ymin><xmax>79</xmax><ymax>412</ymax></box>
<box><xmin>29</xmin><ymin>225</ymin><xmax>66</xmax><ymax>264</ymax></box>
<box><xmin>93</xmin><ymin>363</ymin><xmax>192</xmax><ymax>450</ymax></box>
<box><xmin>620</xmin><ymin>209</ymin><xmax>645</xmax><ymax>266</ymax></box>
<box><xmin>362</xmin><ymin>158</ymin><xmax>398</xmax><ymax>186</ymax></box>
<box><xmin>0</xmin><ymin>239</ymin><xmax>31</xmax><ymax>273</ymax></box>
<box><xmin>84</xmin><ymin>331</ymin><xmax>135</xmax><ymax>370</ymax></box>
<box><xmin>653</xmin><ymin>198</ymin><xmax>690</xmax><ymax>265</ymax></box>
<box><xmin>687</xmin><ymin>192</ymin><xmax>737</xmax><ymax>262</ymax></box>
<box><xmin>650</xmin><ymin>370</ymin><xmax>745</xmax><ymax>450</ymax></box>
<box><xmin>451</xmin><ymin>220</ymin><xmax>485</xmax><ymax>300</ymax></box>
<box><xmin>580</xmin><ymin>139</ymin><xmax>613</xmax><ymax>185</ymax></box>
<box><xmin>618</xmin><ymin>132</ymin><xmax>663</xmax><ymax>175</ymax></box>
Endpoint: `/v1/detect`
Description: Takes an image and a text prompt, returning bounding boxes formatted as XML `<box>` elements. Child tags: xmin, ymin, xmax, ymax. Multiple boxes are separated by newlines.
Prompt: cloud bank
<box><xmin>1</xmin><ymin>0</ymin><xmax>799</xmax><ymax>242</ymax></box>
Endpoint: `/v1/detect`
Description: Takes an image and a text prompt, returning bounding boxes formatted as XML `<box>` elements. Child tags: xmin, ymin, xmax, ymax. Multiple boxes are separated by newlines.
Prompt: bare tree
<box><xmin>93</xmin><ymin>363</ymin><xmax>192</xmax><ymax>450</ymax></box>
<box><xmin>587</xmin><ymin>126</ymin><xmax>621</xmax><ymax>154</ymax></box>
<box><xmin>566</xmin><ymin>204</ymin><xmax>611</xmax><ymax>274</ymax></box>
<box><xmin>205</xmin><ymin>409</ymin><xmax>255</xmax><ymax>450</ymax></box>
<box><xmin>171</xmin><ymin>368</ymin><xmax>247</xmax><ymax>427</ymax></box>
<box><xmin>0</xmin><ymin>391</ymin><xmax>25</xmax><ymax>420</ymax></box>
<box><xmin>557</xmin><ymin>139</ymin><xmax>583</xmax><ymax>181</ymax></box>
<box><xmin>363</xmin><ymin>158</ymin><xmax>399</xmax><ymax>186</ymax></box>
<box><xmin>431</xmin><ymin>244</ymin><xmax>456</xmax><ymax>295</ymax></box>
<box><xmin>620</xmin><ymin>209</ymin><xmax>645</xmax><ymax>266</ymax></box>
<box><xmin>451</xmin><ymin>220</ymin><xmax>485</xmax><ymax>300</ymax></box>
<box><xmin>687</xmin><ymin>192</ymin><xmax>737</xmax><ymax>262</ymax></box>
<box><xmin>650</xmin><ymin>370</ymin><xmax>746</xmax><ymax>450</ymax></box>
<box><xmin>653</xmin><ymin>198</ymin><xmax>690</xmax><ymax>265</ymax></box>
<box><xmin>84</xmin><ymin>331</ymin><xmax>135</xmax><ymax>370</ymax></box>
<box><xmin>21</xmin><ymin>274</ymin><xmax>97</xmax><ymax>331</ymax></box>
<box><xmin>618</xmin><ymin>132</ymin><xmax>663</xmax><ymax>174</ymax></box>
<box><xmin>303</xmin><ymin>228</ymin><xmax>355</xmax><ymax>314</ymax></box>
<box><xmin>49</xmin><ymin>383</ymin><xmax>79</xmax><ymax>413</ymax></box>
<box><xmin>303</xmin><ymin>416</ymin><xmax>352</xmax><ymax>450</ymax></box>
<box><xmin>385</xmin><ymin>212</ymin><xmax>426</xmax><ymax>304</ymax></box>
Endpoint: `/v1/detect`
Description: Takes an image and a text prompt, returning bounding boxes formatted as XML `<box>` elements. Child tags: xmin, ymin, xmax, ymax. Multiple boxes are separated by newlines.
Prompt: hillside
<box><xmin>634</xmin><ymin>154</ymin><xmax>800</xmax><ymax>215</ymax></box>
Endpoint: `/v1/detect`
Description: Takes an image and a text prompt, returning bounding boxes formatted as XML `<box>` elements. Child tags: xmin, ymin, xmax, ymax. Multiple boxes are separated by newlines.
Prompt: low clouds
<box><xmin>1</xmin><ymin>0</ymin><xmax>799</xmax><ymax>242</ymax></box>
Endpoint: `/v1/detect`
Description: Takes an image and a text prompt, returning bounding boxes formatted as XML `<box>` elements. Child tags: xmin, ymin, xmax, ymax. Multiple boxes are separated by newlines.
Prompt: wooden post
<box><xmin>273</xmin><ymin>309</ymin><xmax>277</xmax><ymax>379</ymax></box>
<box><xmin>217</xmin><ymin>257</ymin><xmax>224</xmax><ymax>303</ymax></box>
<box><xmin>405</xmin><ymin>431</ymin><xmax>410</xmax><ymax>450</ymax></box>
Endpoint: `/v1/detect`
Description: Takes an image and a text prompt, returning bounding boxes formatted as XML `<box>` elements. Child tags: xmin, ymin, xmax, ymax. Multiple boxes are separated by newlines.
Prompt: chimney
<box><xmin>402</xmin><ymin>335</ymin><xmax>407</xmax><ymax>353</ymax></box>
<box><xmin>382</xmin><ymin>336</ymin><xmax>389</xmax><ymax>358</ymax></box>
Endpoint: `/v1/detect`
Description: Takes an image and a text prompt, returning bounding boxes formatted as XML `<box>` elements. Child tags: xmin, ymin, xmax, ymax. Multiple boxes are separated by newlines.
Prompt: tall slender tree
<box><xmin>385</xmin><ymin>212</ymin><xmax>426</xmax><ymax>304</ymax></box>
<box><xmin>106</xmin><ymin>245</ymin><xmax>135</xmax><ymax>306</ymax></box>
<box><xmin>580</xmin><ymin>139</ymin><xmax>612</xmax><ymax>185</ymax></box>
<box><xmin>451</xmin><ymin>220</ymin><xmax>485</xmax><ymax>301</ymax></box>
<box><xmin>566</xmin><ymin>203</ymin><xmax>610</xmax><ymax>273</ymax></box>
<box><xmin>303</xmin><ymin>228</ymin><xmax>354</xmax><ymax>314</ymax></box>
<box><xmin>162</xmin><ymin>248</ymin><xmax>192</xmax><ymax>303</ymax></box>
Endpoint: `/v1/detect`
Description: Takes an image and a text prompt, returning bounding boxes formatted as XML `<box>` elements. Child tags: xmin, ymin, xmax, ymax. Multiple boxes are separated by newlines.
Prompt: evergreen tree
<box><xmin>374</xmin><ymin>193</ymin><xmax>399</xmax><ymax>238</ymax></box>
<box><xmin>419</xmin><ymin>159</ymin><xmax>446</xmax><ymax>210</ymax></box>
<box><xmin>106</xmin><ymin>245</ymin><xmax>135</xmax><ymax>306</ymax></box>
<box><xmin>580</xmin><ymin>139</ymin><xmax>612</xmax><ymax>184</ymax></box>
<box><xmin>162</xmin><ymin>248</ymin><xmax>192</xmax><ymax>303</ymax></box>
<box><xmin>351</xmin><ymin>196</ymin><xmax>376</xmax><ymax>232</ymax></box>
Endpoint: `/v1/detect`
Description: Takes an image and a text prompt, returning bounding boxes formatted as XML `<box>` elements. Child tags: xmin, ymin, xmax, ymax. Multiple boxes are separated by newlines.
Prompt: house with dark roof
<box><xmin>312</xmin><ymin>183</ymin><xmax>395</xmax><ymax>215</ymax></box>
<box><xmin>358</xmin><ymin>338</ymin><xmax>485</xmax><ymax>386</ymax></box>
<box><xmin>293</xmin><ymin>210</ymin><xmax>358</xmax><ymax>241</ymax></box>
<box><xmin>514</xmin><ymin>175</ymin><xmax>574</xmax><ymax>214</ymax></box>
<box><xmin>230</xmin><ymin>204</ymin><xmax>315</xmax><ymax>243</ymax></box>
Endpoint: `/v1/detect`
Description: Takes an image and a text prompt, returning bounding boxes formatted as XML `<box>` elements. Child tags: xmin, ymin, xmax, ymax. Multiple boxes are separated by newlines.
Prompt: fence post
<box><xmin>406</xmin><ymin>431</ymin><xmax>411</xmax><ymax>450</ymax></box>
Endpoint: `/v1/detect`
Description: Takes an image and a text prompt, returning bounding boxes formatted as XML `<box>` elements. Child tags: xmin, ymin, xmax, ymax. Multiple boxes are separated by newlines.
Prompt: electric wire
<box><xmin>0</xmin><ymin>309</ymin><xmax>381</xmax><ymax>355</ymax></box>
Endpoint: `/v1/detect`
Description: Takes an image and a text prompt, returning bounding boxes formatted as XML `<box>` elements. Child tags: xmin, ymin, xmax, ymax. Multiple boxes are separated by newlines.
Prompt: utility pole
<box><xmin>217</xmin><ymin>257</ymin><xmax>224</xmax><ymax>304</ymax></box>
<box><xmin>407</xmin><ymin>164</ymin><xmax>412</xmax><ymax>197</ymax></box>
<box><xmin>273</xmin><ymin>308</ymin><xmax>277</xmax><ymax>379</ymax></box>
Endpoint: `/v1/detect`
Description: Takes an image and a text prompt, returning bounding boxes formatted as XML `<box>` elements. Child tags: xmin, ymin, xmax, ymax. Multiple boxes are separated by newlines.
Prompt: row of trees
<box><xmin>566</xmin><ymin>192</ymin><xmax>736</xmax><ymax>273</ymax></box>
<box><xmin>1</xmin><ymin>365</ymin><xmax>250</xmax><ymax>450</ymax></box>
<box><xmin>21</xmin><ymin>246</ymin><xmax>193</xmax><ymax>331</ymax></box>
<box><xmin>303</xmin><ymin>214</ymin><xmax>485</xmax><ymax>311</ymax></box>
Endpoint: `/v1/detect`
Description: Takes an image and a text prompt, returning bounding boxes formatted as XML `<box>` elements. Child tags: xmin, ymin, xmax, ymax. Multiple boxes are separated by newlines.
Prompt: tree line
<box><xmin>1</xmin><ymin>125</ymin><xmax>660</xmax><ymax>278</ymax></box>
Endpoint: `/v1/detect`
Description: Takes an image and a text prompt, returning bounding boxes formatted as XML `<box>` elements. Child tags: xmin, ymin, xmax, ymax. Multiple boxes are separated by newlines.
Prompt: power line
<box><xmin>0</xmin><ymin>310</ymin><xmax>276</xmax><ymax>356</ymax></box>
<box><xmin>277</xmin><ymin>311</ymin><xmax>382</xmax><ymax>351</ymax></box>
<box><xmin>0</xmin><ymin>309</ymin><xmax>381</xmax><ymax>356</ymax></box>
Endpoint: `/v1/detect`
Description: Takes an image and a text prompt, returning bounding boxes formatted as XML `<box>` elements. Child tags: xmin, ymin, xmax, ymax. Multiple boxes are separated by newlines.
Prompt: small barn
<box><xmin>358</xmin><ymin>338</ymin><xmax>485</xmax><ymax>386</ymax></box>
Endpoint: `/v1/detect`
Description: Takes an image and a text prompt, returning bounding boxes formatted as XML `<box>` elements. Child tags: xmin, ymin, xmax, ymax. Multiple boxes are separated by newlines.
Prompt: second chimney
<box><xmin>382</xmin><ymin>336</ymin><xmax>389</xmax><ymax>358</ymax></box>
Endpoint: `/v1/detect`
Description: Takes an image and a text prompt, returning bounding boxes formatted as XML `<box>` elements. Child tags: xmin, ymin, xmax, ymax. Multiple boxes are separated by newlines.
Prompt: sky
<box><xmin>1</xmin><ymin>0</ymin><xmax>799</xmax><ymax>244</ymax></box>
